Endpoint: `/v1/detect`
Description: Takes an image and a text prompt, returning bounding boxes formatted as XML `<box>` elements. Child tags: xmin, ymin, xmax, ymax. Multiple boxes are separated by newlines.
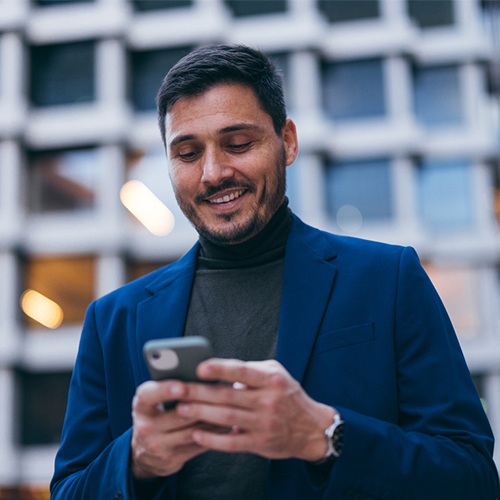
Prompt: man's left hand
<box><xmin>174</xmin><ymin>359</ymin><xmax>335</xmax><ymax>462</ymax></box>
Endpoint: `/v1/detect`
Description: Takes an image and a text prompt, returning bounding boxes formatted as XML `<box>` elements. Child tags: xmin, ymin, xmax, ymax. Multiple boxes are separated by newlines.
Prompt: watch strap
<box><xmin>314</xmin><ymin>410</ymin><xmax>344</xmax><ymax>464</ymax></box>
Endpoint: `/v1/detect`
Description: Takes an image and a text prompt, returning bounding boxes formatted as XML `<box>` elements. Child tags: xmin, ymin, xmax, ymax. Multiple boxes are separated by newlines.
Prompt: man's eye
<box><xmin>228</xmin><ymin>142</ymin><xmax>251</xmax><ymax>152</ymax></box>
<box><xmin>179</xmin><ymin>151</ymin><xmax>198</xmax><ymax>161</ymax></box>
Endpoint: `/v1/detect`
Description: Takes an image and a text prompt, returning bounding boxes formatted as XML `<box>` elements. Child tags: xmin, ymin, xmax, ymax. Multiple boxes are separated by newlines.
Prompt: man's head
<box><xmin>158</xmin><ymin>45</ymin><xmax>298</xmax><ymax>245</ymax></box>
<box><xmin>157</xmin><ymin>45</ymin><xmax>287</xmax><ymax>148</ymax></box>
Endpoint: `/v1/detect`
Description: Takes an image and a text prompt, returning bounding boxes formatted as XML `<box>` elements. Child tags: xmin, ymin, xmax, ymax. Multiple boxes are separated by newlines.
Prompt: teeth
<box><xmin>209</xmin><ymin>190</ymin><xmax>244</xmax><ymax>204</ymax></box>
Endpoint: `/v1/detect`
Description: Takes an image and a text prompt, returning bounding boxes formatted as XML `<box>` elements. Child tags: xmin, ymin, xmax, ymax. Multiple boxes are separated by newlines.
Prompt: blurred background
<box><xmin>0</xmin><ymin>0</ymin><xmax>499</xmax><ymax>497</ymax></box>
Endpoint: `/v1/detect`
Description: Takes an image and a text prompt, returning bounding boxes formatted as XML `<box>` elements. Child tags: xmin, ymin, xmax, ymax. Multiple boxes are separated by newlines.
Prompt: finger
<box><xmin>133</xmin><ymin>380</ymin><xmax>186</xmax><ymax>416</ymax></box>
<box><xmin>191</xmin><ymin>428</ymin><xmax>255</xmax><ymax>454</ymax></box>
<box><xmin>181</xmin><ymin>381</ymin><xmax>256</xmax><ymax>409</ymax></box>
<box><xmin>134</xmin><ymin>418</ymin><xmax>204</xmax><ymax>452</ymax></box>
<box><xmin>197</xmin><ymin>359</ymin><xmax>283</xmax><ymax>388</ymax></box>
<box><xmin>176</xmin><ymin>401</ymin><xmax>257</xmax><ymax>430</ymax></box>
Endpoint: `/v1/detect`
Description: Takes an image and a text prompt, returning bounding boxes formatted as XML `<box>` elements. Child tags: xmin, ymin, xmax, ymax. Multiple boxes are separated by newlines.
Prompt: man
<box><xmin>51</xmin><ymin>45</ymin><xmax>498</xmax><ymax>500</ymax></box>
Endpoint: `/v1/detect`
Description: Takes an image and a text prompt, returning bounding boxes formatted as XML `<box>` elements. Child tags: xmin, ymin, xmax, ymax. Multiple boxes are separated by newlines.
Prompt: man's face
<box><xmin>165</xmin><ymin>84</ymin><xmax>298</xmax><ymax>245</ymax></box>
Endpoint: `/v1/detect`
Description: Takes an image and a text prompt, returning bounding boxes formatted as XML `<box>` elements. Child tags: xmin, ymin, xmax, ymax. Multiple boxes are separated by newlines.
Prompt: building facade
<box><xmin>0</xmin><ymin>0</ymin><xmax>499</xmax><ymax>496</ymax></box>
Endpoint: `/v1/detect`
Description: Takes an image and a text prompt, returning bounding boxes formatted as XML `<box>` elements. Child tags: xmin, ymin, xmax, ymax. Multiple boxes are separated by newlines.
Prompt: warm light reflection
<box><xmin>120</xmin><ymin>180</ymin><xmax>175</xmax><ymax>236</ymax></box>
<box><xmin>21</xmin><ymin>289</ymin><xmax>64</xmax><ymax>329</ymax></box>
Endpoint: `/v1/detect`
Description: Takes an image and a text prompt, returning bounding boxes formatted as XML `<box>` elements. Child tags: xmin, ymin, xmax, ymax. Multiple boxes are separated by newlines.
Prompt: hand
<box><xmin>131</xmin><ymin>380</ymin><xmax>208</xmax><ymax>479</ymax></box>
<box><xmin>175</xmin><ymin>359</ymin><xmax>335</xmax><ymax>462</ymax></box>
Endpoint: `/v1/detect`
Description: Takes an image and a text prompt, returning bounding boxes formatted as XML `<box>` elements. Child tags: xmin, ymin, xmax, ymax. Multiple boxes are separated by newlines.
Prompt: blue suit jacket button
<box><xmin>114</xmin><ymin>493</ymin><xmax>124</xmax><ymax>500</ymax></box>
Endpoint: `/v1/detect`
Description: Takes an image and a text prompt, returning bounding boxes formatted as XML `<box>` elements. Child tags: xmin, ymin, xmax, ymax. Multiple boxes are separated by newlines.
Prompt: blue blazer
<box><xmin>51</xmin><ymin>215</ymin><xmax>498</xmax><ymax>500</ymax></box>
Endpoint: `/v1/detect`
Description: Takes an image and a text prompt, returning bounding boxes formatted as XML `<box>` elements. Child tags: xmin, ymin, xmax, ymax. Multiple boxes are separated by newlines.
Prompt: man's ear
<box><xmin>281</xmin><ymin>119</ymin><xmax>299</xmax><ymax>167</ymax></box>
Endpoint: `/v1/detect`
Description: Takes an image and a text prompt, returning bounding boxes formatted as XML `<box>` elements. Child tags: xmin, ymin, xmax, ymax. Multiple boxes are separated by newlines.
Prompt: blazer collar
<box><xmin>277</xmin><ymin>215</ymin><xmax>338</xmax><ymax>383</ymax></box>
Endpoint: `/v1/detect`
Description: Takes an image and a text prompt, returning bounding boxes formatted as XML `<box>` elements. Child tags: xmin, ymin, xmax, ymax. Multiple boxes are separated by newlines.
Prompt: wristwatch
<box><xmin>316</xmin><ymin>410</ymin><xmax>344</xmax><ymax>464</ymax></box>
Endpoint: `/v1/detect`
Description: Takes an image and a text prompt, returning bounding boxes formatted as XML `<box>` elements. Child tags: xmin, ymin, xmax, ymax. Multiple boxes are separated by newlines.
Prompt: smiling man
<box><xmin>51</xmin><ymin>45</ymin><xmax>498</xmax><ymax>500</ymax></box>
<box><xmin>165</xmin><ymin>83</ymin><xmax>292</xmax><ymax>245</ymax></box>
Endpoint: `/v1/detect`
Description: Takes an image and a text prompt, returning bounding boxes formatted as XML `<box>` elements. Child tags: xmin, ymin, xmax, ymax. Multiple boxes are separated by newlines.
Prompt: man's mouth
<box><xmin>208</xmin><ymin>189</ymin><xmax>246</xmax><ymax>204</ymax></box>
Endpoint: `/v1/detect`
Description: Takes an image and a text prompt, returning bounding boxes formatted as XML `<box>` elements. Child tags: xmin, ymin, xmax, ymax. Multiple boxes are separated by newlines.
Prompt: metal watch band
<box><xmin>314</xmin><ymin>411</ymin><xmax>344</xmax><ymax>464</ymax></box>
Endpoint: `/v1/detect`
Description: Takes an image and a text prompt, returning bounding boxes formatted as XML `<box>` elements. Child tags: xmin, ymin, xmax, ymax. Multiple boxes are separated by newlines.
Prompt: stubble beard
<box><xmin>174</xmin><ymin>146</ymin><xmax>287</xmax><ymax>245</ymax></box>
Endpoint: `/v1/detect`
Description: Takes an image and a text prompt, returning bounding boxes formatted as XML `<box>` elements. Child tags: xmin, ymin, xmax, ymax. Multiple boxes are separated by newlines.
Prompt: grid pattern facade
<box><xmin>0</xmin><ymin>0</ymin><xmax>499</xmax><ymax>493</ymax></box>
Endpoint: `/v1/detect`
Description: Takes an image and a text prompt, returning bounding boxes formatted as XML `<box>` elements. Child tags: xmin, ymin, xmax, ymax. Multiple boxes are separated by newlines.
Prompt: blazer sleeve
<box><xmin>310</xmin><ymin>247</ymin><xmax>498</xmax><ymax>499</ymax></box>
<box><xmin>49</xmin><ymin>301</ymin><xmax>171</xmax><ymax>500</ymax></box>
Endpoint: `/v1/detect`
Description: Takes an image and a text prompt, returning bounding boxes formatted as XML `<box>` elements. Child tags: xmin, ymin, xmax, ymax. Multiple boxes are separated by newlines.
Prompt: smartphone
<box><xmin>143</xmin><ymin>336</ymin><xmax>214</xmax><ymax>383</ymax></box>
<box><xmin>143</xmin><ymin>336</ymin><xmax>215</xmax><ymax>409</ymax></box>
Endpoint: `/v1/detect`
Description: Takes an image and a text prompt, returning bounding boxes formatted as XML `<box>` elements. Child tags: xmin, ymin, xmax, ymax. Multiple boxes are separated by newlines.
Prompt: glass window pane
<box><xmin>30</xmin><ymin>41</ymin><xmax>95</xmax><ymax>107</ymax></box>
<box><xmin>27</xmin><ymin>148</ymin><xmax>98</xmax><ymax>213</ymax></box>
<box><xmin>417</xmin><ymin>159</ymin><xmax>474</xmax><ymax>231</ymax></box>
<box><xmin>18</xmin><ymin>370</ymin><xmax>72</xmax><ymax>445</ymax></box>
<box><xmin>407</xmin><ymin>0</ymin><xmax>454</xmax><ymax>28</ymax></box>
<box><xmin>422</xmin><ymin>262</ymin><xmax>480</xmax><ymax>340</ymax></box>
<box><xmin>34</xmin><ymin>0</ymin><xmax>94</xmax><ymax>5</ymax></box>
<box><xmin>224</xmin><ymin>0</ymin><xmax>287</xmax><ymax>17</ymax></box>
<box><xmin>325</xmin><ymin>158</ymin><xmax>393</xmax><ymax>232</ymax></box>
<box><xmin>494</xmin><ymin>163</ymin><xmax>500</xmax><ymax>227</ymax></box>
<box><xmin>322</xmin><ymin>58</ymin><xmax>386</xmax><ymax>120</ymax></box>
<box><xmin>127</xmin><ymin>259</ymin><xmax>175</xmax><ymax>283</ymax></box>
<box><xmin>413</xmin><ymin>65</ymin><xmax>462</xmax><ymax>127</ymax></box>
<box><xmin>132</xmin><ymin>0</ymin><xmax>192</xmax><ymax>10</ymax></box>
<box><xmin>130</xmin><ymin>47</ymin><xmax>192</xmax><ymax>112</ymax></box>
<box><xmin>285</xmin><ymin>161</ymin><xmax>299</xmax><ymax>213</ymax></box>
<box><xmin>317</xmin><ymin>0</ymin><xmax>379</xmax><ymax>23</ymax></box>
<box><xmin>268</xmin><ymin>52</ymin><xmax>290</xmax><ymax>110</ymax></box>
<box><xmin>22</xmin><ymin>255</ymin><xmax>95</xmax><ymax>328</ymax></box>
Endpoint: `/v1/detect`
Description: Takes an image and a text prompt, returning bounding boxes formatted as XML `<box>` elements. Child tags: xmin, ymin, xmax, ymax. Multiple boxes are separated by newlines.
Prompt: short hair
<box><xmin>156</xmin><ymin>44</ymin><xmax>287</xmax><ymax>146</ymax></box>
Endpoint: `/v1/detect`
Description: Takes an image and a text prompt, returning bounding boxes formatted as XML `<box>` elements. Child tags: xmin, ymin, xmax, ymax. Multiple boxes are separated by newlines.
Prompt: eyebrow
<box><xmin>168</xmin><ymin>123</ymin><xmax>263</xmax><ymax>150</ymax></box>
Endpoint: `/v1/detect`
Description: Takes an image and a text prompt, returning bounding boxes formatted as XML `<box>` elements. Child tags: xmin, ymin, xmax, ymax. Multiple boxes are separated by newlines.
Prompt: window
<box><xmin>322</xmin><ymin>58</ymin><xmax>386</xmax><ymax>120</ymax></box>
<box><xmin>407</xmin><ymin>0</ymin><xmax>454</xmax><ymax>28</ymax></box>
<box><xmin>493</xmin><ymin>161</ymin><xmax>500</xmax><ymax>226</ymax></box>
<box><xmin>413</xmin><ymin>65</ymin><xmax>462</xmax><ymax>127</ymax></box>
<box><xmin>471</xmin><ymin>373</ymin><xmax>487</xmax><ymax>412</ymax></box>
<box><xmin>269</xmin><ymin>52</ymin><xmax>290</xmax><ymax>109</ymax></box>
<box><xmin>34</xmin><ymin>0</ymin><xmax>94</xmax><ymax>5</ymax></box>
<box><xmin>325</xmin><ymin>158</ymin><xmax>393</xmax><ymax>232</ymax></box>
<box><xmin>132</xmin><ymin>0</ymin><xmax>192</xmax><ymax>10</ymax></box>
<box><xmin>317</xmin><ymin>0</ymin><xmax>379</xmax><ymax>23</ymax></box>
<box><xmin>30</xmin><ymin>41</ymin><xmax>94</xmax><ymax>107</ymax></box>
<box><xmin>224</xmin><ymin>0</ymin><xmax>287</xmax><ymax>17</ymax></box>
<box><xmin>130</xmin><ymin>46</ymin><xmax>192</xmax><ymax>112</ymax></box>
<box><xmin>417</xmin><ymin>159</ymin><xmax>474</xmax><ymax>231</ymax></box>
<box><xmin>423</xmin><ymin>262</ymin><xmax>480</xmax><ymax>340</ymax></box>
<box><xmin>127</xmin><ymin>259</ymin><xmax>175</xmax><ymax>283</ymax></box>
<box><xmin>22</xmin><ymin>255</ymin><xmax>95</xmax><ymax>328</ymax></box>
<box><xmin>27</xmin><ymin>148</ymin><xmax>99</xmax><ymax>214</ymax></box>
<box><xmin>18</xmin><ymin>370</ymin><xmax>72</xmax><ymax>445</ymax></box>
<box><xmin>0</xmin><ymin>486</ymin><xmax>50</xmax><ymax>500</ymax></box>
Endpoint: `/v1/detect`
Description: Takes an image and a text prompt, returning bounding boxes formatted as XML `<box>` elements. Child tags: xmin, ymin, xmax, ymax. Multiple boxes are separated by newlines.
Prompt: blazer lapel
<box><xmin>277</xmin><ymin>216</ymin><xmax>338</xmax><ymax>384</ymax></box>
<box><xmin>135</xmin><ymin>244</ymin><xmax>198</xmax><ymax>382</ymax></box>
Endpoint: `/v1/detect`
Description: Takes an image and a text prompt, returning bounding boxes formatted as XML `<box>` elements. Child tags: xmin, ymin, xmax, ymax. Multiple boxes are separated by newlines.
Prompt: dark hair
<box><xmin>156</xmin><ymin>44</ymin><xmax>287</xmax><ymax>146</ymax></box>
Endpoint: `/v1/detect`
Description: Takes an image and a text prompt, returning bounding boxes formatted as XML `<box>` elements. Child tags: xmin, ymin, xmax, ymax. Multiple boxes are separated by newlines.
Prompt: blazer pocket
<box><xmin>313</xmin><ymin>322</ymin><xmax>374</xmax><ymax>355</ymax></box>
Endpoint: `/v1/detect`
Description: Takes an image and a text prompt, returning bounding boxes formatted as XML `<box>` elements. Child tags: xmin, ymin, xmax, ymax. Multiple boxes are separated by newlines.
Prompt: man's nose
<box><xmin>200</xmin><ymin>148</ymin><xmax>235</xmax><ymax>185</ymax></box>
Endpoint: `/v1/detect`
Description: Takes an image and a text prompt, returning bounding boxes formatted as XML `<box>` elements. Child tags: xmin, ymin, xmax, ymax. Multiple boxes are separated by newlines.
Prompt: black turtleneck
<box><xmin>176</xmin><ymin>200</ymin><xmax>293</xmax><ymax>500</ymax></box>
<box><xmin>197</xmin><ymin>199</ymin><xmax>293</xmax><ymax>269</ymax></box>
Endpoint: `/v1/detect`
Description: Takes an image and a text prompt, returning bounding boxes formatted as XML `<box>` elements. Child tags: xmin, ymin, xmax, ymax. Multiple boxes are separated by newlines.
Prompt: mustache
<box><xmin>195</xmin><ymin>180</ymin><xmax>256</xmax><ymax>204</ymax></box>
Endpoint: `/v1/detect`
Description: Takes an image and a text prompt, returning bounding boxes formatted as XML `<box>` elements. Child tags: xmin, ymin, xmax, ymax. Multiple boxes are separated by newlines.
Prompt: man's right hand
<box><xmin>131</xmin><ymin>380</ymin><xmax>207</xmax><ymax>479</ymax></box>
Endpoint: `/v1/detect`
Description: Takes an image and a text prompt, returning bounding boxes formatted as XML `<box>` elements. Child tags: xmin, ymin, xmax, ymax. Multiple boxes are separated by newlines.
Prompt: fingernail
<box><xmin>193</xmin><ymin>431</ymin><xmax>203</xmax><ymax>442</ymax></box>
